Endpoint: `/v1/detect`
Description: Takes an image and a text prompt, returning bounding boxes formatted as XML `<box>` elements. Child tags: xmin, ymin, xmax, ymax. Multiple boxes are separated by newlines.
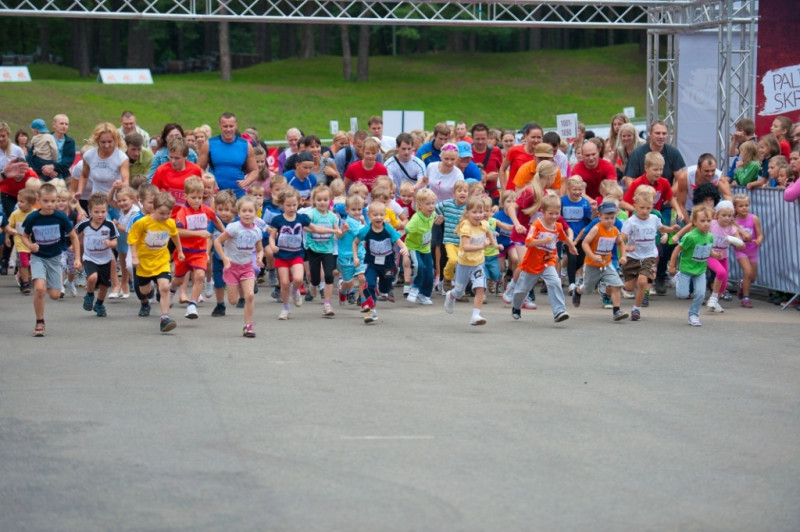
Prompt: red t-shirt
<box><xmin>570</xmin><ymin>159</ymin><xmax>617</xmax><ymax>199</ymax></box>
<box><xmin>623</xmin><ymin>175</ymin><xmax>674</xmax><ymax>211</ymax></box>
<box><xmin>471</xmin><ymin>146</ymin><xmax>503</xmax><ymax>197</ymax></box>
<box><xmin>503</xmin><ymin>145</ymin><xmax>535</xmax><ymax>191</ymax></box>
<box><xmin>344</xmin><ymin>161</ymin><xmax>388</xmax><ymax>192</ymax></box>
<box><xmin>780</xmin><ymin>139</ymin><xmax>791</xmax><ymax>160</ymax></box>
<box><xmin>174</xmin><ymin>204</ymin><xmax>216</xmax><ymax>254</ymax></box>
<box><xmin>0</xmin><ymin>168</ymin><xmax>36</xmax><ymax>197</ymax></box>
<box><xmin>151</xmin><ymin>161</ymin><xmax>203</xmax><ymax>215</ymax></box>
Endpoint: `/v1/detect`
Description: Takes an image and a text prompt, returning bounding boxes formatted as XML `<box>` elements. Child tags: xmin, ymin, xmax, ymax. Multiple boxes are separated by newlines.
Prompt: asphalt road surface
<box><xmin>2</xmin><ymin>275</ymin><xmax>798</xmax><ymax>531</ymax></box>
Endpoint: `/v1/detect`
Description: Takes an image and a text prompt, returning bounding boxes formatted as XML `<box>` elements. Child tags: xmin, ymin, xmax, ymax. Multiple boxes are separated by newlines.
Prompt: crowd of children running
<box><xmin>1</xmin><ymin>111</ymin><xmax>797</xmax><ymax>338</ymax></box>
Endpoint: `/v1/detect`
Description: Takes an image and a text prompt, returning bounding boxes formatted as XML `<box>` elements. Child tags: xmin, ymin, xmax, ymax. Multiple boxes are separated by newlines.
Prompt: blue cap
<box><xmin>456</xmin><ymin>141</ymin><xmax>473</xmax><ymax>158</ymax></box>
<box><xmin>30</xmin><ymin>118</ymin><xmax>49</xmax><ymax>134</ymax></box>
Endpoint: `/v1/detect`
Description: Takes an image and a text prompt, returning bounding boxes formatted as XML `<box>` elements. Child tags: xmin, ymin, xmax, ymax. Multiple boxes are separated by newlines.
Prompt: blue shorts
<box><xmin>212</xmin><ymin>255</ymin><xmax>225</xmax><ymax>288</ymax></box>
<box><xmin>116</xmin><ymin>231</ymin><xmax>129</xmax><ymax>254</ymax></box>
<box><xmin>337</xmin><ymin>255</ymin><xmax>366</xmax><ymax>282</ymax></box>
<box><xmin>484</xmin><ymin>254</ymin><xmax>502</xmax><ymax>281</ymax></box>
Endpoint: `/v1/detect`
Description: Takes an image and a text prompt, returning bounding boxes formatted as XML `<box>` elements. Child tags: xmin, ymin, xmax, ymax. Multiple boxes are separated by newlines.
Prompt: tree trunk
<box><xmin>356</xmin><ymin>25</ymin><xmax>370</xmax><ymax>82</ymax></box>
<box><xmin>468</xmin><ymin>31</ymin><xmax>477</xmax><ymax>53</ymax></box>
<box><xmin>74</xmin><ymin>19</ymin><xmax>91</xmax><ymax>77</ymax></box>
<box><xmin>127</xmin><ymin>21</ymin><xmax>154</xmax><ymax>68</ymax></box>
<box><xmin>300</xmin><ymin>24</ymin><xmax>315</xmax><ymax>59</ymax></box>
<box><xmin>318</xmin><ymin>25</ymin><xmax>330</xmax><ymax>55</ymax></box>
<box><xmin>219</xmin><ymin>20</ymin><xmax>231</xmax><ymax>81</ymax></box>
<box><xmin>39</xmin><ymin>20</ymin><xmax>50</xmax><ymax>63</ymax></box>
<box><xmin>340</xmin><ymin>25</ymin><xmax>352</xmax><ymax>81</ymax></box>
<box><xmin>278</xmin><ymin>24</ymin><xmax>292</xmax><ymax>59</ymax></box>
<box><xmin>529</xmin><ymin>27</ymin><xmax>541</xmax><ymax>50</ymax></box>
<box><xmin>447</xmin><ymin>31</ymin><xmax>463</xmax><ymax>52</ymax></box>
<box><xmin>608</xmin><ymin>29</ymin><xmax>615</xmax><ymax>46</ymax></box>
<box><xmin>176</xmin><ymin>24</ymin><xmax>185</xmax><ymax>61</ymax></box>
<box><xmin>110</xmin><ymin>20</ymin><xmax>122</xmax><ymax>66</ymax></box>
<box><xmin>255</xmin><ymin>23</ymin><xmax>272</xmax><ymax>62</ymax></box>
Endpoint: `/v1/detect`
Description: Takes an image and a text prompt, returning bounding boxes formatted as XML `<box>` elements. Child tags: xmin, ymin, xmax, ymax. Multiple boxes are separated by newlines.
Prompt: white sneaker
<box><xmin>418</xmin><ymin>295</ymin><xmax>433</xmax><ymax>305</ymax></box>
<box><xmin>568</xmin><ymin>283</ymin><xmax>576</xmax><ymax>295</ymax></box>
<box><xmin>203</xmin><ymin>281</ymin><xmax>214</xmax><ymax>299</ymax></box>
<box><xmin>707</xmin><ymin>296</ymin><xmax>724</xmax><ymax>313</ymax></box>
<box><xmin>621</xmin><ymin>289</ymin><xmax>635</xmax><ymax>299</ymax></box>
<box><xmin>65</xmin><ymin>281</ymin><xmax>77</xmax><ymax>297</ymax></box>
<box><xmin>688</xmin><ymin>315</ymin><xmax>702</xmax><ymax>326</ymax></box>
<box><xmin>403</xmin><ymin>285</ymin><xmax>410</xmax><ymax>296</ymax></box>
<box><xmin>120</xmin><ymin>292</ymin><xmax>130</xmax><ymax>299</ymax></box>
<box><xmin>107</xmin><ymin>291</ymin><xmax>122</xmax><ymax>299</ymax></box>
<box><xmin>292</xmin><ymin>289</ymin><xmax>303</xmax><ymax>307</ymax></box>
<box><xmin>523</xmin><ymin>297</ymin><xmax>537</xmax><ymax>310</ymax></box>
<box><xmin>470</xmin><ymin>314</ymin><xmax>486</xmax><ymax>326</ymax></box>
<box><xmin>502</xmin><ymin>286</ymin><xmax>514</xmax><ymax>304</ymax></box>
<box><xmin>169</xmin><ymin>292</ymin><xmax>176</xmax><ymax>308</ymax></box>
<box><xmin>438</xmin><ymin>280</ymin><xmax>446</xmax><ymax>296</ymax></box>
<box><xmin>278</xmin><ymin>309</ymin><xmax>290</xmax><ymax>320</ymax></box>
<box><xmin>406</xmin><ymin>287</ymin><xmax>419</xmax><ymax>303</ymax></box>
<box><xmin>444</xmin><ymin>291</ymin><xmax>455</xmax><ymax>314</ymax></box>
<box><xmin>185</xmin><ymin>303</ymin><xmax>199</xmax><ymax>319</ymax></box>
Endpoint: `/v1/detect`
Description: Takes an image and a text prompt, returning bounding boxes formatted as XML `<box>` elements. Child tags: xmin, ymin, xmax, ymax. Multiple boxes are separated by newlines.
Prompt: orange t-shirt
<box><xmin>585</xmin><ymin>223</ymin><xmax>619</xmax><ymax>268</ymax></box>
<box><xmin>512</xmin><ymin>159</ymin><xmax>563</xmax><ymax>192</ymax></box>
<box><xmin>503</xmin><ymin>145</ymin><xmax>535</xmax><ymax>190</ymax></box>
<box><xmin>520</xmin><ymin>218</ymin><xmax>567</xmax><ymax>274</ymax></box>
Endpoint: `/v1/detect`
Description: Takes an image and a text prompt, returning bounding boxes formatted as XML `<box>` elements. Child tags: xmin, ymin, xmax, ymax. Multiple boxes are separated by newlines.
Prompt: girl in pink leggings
<box><xmin>706</xmin><ymin>200</ymin><xmax>746</xmax><ymax>312</ymax></box>
<box><xmin>733</xmin><ymin>193</ymin><xmax>763</xmax><ymax>308</ymax></box>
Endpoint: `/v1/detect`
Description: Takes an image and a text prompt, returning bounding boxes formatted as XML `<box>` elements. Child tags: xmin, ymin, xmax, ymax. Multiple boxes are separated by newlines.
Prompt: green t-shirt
<box><xmin>405</xmin><ymin>211</ymin><xmax>434</xmax><ymax>253</ymax></box>
<box><xmin>678</xmin><ymin>228</ymin><xmax>713</xmax><ymax>276</ymax></box>
<box><xmin>130</xmin><ymin>148</ymin><xmax>154</xmax><ymax>178</ymax></box>
<box><xmin>484</xmin><ymin>217</ymin><xmax>500</xmax><ymax>257</ymax></box>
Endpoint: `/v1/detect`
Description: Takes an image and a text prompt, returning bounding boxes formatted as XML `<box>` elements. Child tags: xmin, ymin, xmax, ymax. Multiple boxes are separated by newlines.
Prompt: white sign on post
<box><xmin>0</xmin><ymin>66</ymin><xmax>31</xmax><ymax>82</ymax></box>
<box><xmin>623</xmin><ymin>106</ymin><xmax>636</xmax><ymax>119</ymax></box>
<box><xmin>759</xmin><ymin>63</ymin><xmax>800</xmax><ymax>115</ymax></box>
<box><xmin>556</xmin><ymin>113</ymin><xmax>579</xmax><ymax>139</ymax></box>
<box><xmin>446</xmin><ymin>120</ymin><xmax>456</xmax><ymax>127</ymax></box>
<box><xmin>98</xmin><ymin>69</ymin><xmax>153</xmax><ymax>84</ymax></box>
<box><xmin>330</xmin><ymin>120</ymin><xmax>339</xmax><ymax>135</ymax></box>
<box><xmin>350</xmin><ymin>117</ymin><xmax>358</xmax><ymax>133</ymax></box>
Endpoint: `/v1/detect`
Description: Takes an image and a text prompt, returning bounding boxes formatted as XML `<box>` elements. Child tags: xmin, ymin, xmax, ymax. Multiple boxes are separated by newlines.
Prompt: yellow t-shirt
<box><xmin>127</xmin><ymin>215</ymin><xmax>178</xmax><ymax>277</ymax></box>
<box><xmin>8</xmin><ymin>208</ymin><xmax>34</xmax><ymax>253</ymax></box>
<box><xmin>384</xmin><ymin>208</ymin><xmax>399</xmax><ymax>229</ymax></box>
<box><xmin>456</xmin><ymin>219</ymin><xmax>490</xmax><ymax>267</ymax></box>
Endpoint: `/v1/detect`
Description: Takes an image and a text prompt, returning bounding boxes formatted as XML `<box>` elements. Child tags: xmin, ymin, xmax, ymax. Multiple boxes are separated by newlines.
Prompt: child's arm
<box><xmin>255</xmin><ymin>239</ymin><xmax>264</xmax><ymax>268</ymax></box>
<box><xmin>352</xmin><ymin>237</ymin><xmax>361</xmax><ymax>267</ymax></box>
<box><xmin>506</xmin><ymin>202</ymin><xmax>525</xmax><ymax>234</ymax></box>
<box><xmin>752</xmin><ymin>214</ymin><xmax>763</xmax><ymax>246</ymax></box>
<box><xmin>305</xmin><ymin>222</ymin><xmax>343</xmax><ymax>238</ymax></box>
<box><xmin>460</xmin><ymin>234</ymin><xmax>486</xmax><ymax>253</ymax></box>
<box><xmin>619</xmin><ymin>200</ymin><xmax>635</xmax><ymax>212</ymax></box>
<box><xmin>672</xmin><ymin>222</ymin><xmax>694</xmax><ymax>242</ymax></box>
<box><xmin>267</xmin><ymin>230</ymin><xmax>279</xmax><ymax>256</ymax></box>
<box><xmin>581</xmin><ymin>225</ymin><xmax>600</xmax><ymax>263</ymax></box>
<box><xmin>616</xmin><ymin>233</ymin><xmax>627</xmax><ymax>265</ymax></box>
<box><xmin>177</xmin><ymin>227</ymin><xmax>211</xmax><ymax>239</ymax></box>
<box><xmin>493</xmin><ymin>219</ymin><xmax>514</xmax><ymax>233</ymax></box>
<box><xmin>668</xmin><ymin>244</ymin><xmax>683</xmax><ymax>276</ymax></box>
<box><xmin>669</xmin><ymin>196</ymin><xmax>686</xmax><ymax>222</ymax></box>
<box><xmin>68</xmin><ymin>228</ymin><xmax>82</xmax><ymax>270</ymax></box>
<box><xmin>485</xmin><ymin>225</ymin><xmax>502</xmax><ymax>251</ymax></box>
<box><xmin>20</xmin><ymin>231</ymin><xmax>37</xmax><ymax>253</ymax></box>
<box><xmin>107</xmin><ymin>183</ymin><xmax>120</xmax><ymax>209</ymax></box>
<box><xmin>171</xmin><ymin>233</ymin><xmax>185</xmax><ymax>262</ymax></box>
<box><xmin>747</xmin><ymin>176</ymin><xmax>768</xmax><ymax>190</ymax></box>
<box><xmin>658</xmin><ymin>222</ymin><xmax>680</xmax><ymax>234</ymax></box>
<box><xmin>212</xmin><ymin>217</ymin><xmax>226</xmax><ymax>233</ymax></box>
<box><xmin>213</xmin><ymin>231</ymin><xmax>232</xmax><ymax>269</ymax></box>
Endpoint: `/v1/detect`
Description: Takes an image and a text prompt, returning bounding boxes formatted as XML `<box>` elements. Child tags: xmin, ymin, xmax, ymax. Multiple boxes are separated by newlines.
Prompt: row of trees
<box><xmin>0</xmin><ymin>17</ymin><xmax>644</xmax><ymax>80</ymax></box>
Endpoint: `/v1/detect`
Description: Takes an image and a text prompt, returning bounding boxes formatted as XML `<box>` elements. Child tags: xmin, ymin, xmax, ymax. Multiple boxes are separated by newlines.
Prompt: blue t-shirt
<box><xmin>207</xmin><ymin>135</ymin><xmax>249</xmax><ymax>197</ymax></box>
<box><xmin>209</xmin><ymin>217</ymin><xmax>233</xmax><ymax>260</ymax></box>
<box><xmin>462</xmin><ymin>161</ymin><xmax>483</xmax><ymax>184</ymax></box>
<box><xmin>492</xmin><ymin>210</ymin><xmax>514</xmax><ymax>250</ymax></box>
<box><xmin>416</xmin><ymin>140</ymin><xmax>442</xmax><ymax>165</ymax></box>
<box><xmin>338</xmin><ymin>215</ymin><xmax>365</xmax><ymax>260</ymax></box>
<box><xmin>561</xmin><ymin>196</ymin><xmax>593</xmax><ymax>237</ymax></box>
<box><xmin>306</xmin><ymin>209</ymin><xmax>339</xmax><ymax>254</ymax></box>
<box><xmin>262</xmin><ymin>198</ymin><xmax>282</xmax><ymax>226</ymax></box>
<box><xmin>284</xmin><ymin>172</ymin><xmax>317</xmax><ymax>201</ymax></box>
<box><xmin>22</xmin><ymin>210</ymin><xmax>73</xmax><ymax>258</ymax></box>
<box><xmin>356</xmin><ymin>223</ymin><xmax>402</xmax><ymax>268</ymax></box>
<box><xmin>270</xmin><ymin>213</ymin><xmax>310</xmax><ymax>260</ymax></box>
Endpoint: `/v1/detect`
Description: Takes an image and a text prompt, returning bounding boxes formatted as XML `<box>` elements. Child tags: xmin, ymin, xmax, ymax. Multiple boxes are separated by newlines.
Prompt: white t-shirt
<box><xmin>621</xmin><ymin>214</ymin><xmax>662</xmax><ymax>260</ymax></box>
<box><xmin>0</xmin><ymin>143</ymin><xmax>25</xmax><ymax>172</ymax></box>
<box><xmin>76</xmin><ymin>219</ymin><xmax>119</xmax><ymax>265</ymax></box>
<box><xmin>426</xmin><ymin>162</ymin><xmax>464</xmax><ymax>202</ymax></box>
<box><xmin>222</xmin><ymin>220</ymin><xmax>263</xmax><ymax>265</ymax></box>
<box><xmin>685</xmin><ymin>164</ymin><xmax>723</xmax><ymax>212</ymax></box>
<box><xmin>72</xmin><ymin>161</ymin><xmax>93</xmax><ymax>200</ymax></box>
<box><xmin>82</xmin><ymin>148</ymin><xmax>127</xmax><ymax>195</ymax></box>
<box><xmin>385</xmin><ymin>155</ymin><xmax>425</xmax><ymax>195</ymax></box>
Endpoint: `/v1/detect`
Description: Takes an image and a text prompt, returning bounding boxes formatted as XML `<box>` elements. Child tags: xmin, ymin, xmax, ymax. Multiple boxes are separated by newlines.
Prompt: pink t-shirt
<box><xmin>710</xmin><ymin>220</ymin><xmax>735</xmax><ymax>253</ymax></box>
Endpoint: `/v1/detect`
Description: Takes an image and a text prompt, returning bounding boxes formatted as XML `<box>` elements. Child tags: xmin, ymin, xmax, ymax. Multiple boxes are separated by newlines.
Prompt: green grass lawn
<box><xmin>2</xmin><ymin>44</ymin><xmax>645</xmax><ymax>143</ymax></box>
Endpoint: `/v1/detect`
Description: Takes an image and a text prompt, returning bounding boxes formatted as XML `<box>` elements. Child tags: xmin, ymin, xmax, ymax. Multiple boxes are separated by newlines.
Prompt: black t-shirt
<box><xmin>624</xmin><ymin>143</ymin><xmax>686</xmax><ymax>185</ymax></box>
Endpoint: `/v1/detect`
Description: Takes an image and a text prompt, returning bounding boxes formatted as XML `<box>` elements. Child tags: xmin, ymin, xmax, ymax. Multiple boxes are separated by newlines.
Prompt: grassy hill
<box><xmin>3</xmin><ymin>44</ymin><xmax>645</xmax><ymax>143</ymax></box>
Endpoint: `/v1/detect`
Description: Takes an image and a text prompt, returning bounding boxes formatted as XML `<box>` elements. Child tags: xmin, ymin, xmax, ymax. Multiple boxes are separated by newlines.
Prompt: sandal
<box><xmin>33</xmin><ymin>321</ymin><xmax>45</xmax><ymax>337</ymax></box>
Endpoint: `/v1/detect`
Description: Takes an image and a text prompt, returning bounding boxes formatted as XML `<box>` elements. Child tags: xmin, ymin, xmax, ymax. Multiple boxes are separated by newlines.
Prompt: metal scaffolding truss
<box><xmin>0</xmin><ymin>0</ymin><xmax>744</xmax><ymax>27</ymax></box>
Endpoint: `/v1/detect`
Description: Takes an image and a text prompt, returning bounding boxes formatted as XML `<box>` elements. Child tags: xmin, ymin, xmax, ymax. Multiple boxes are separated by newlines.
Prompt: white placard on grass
<box><xmin>0</xmin><ymin>66</ymin><xmax>31</xmax><ymax>82</ymax></box>
<box><xmin>330</xmin><ymin>120</ymin><xmax>339</xmax><ymax>135</ymax></box>
<box><xmin>98</xmin><ymin>69</ymin><xmax>153</xmax><ymax>84</ymax></box>
<box><xmin>623</xmin><ymin>106</ymin><xmax>636</xmax><ymax>119</ymax></box>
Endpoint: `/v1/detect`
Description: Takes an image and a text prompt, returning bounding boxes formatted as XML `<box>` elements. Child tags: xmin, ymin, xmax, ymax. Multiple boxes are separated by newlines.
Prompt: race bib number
<box><xmin>144</xmin><ymin>229</ymin><xmax>169</xmax><ymax>249</ymax></box>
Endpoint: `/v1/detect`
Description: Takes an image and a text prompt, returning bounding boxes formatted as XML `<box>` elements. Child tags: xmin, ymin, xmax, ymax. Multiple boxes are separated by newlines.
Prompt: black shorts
<box><xmin>85</xmin><ymin>261</ymin><xmax>112</xmax><ymax>287</ymax></box>
<box><xmin>136</xmin><ymin>271</ymin><xmax>172</xmax><ymax>286</ymax></box>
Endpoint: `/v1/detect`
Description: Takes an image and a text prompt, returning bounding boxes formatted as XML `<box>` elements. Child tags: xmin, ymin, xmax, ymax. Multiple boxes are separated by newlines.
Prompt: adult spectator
<box><xmin>455</xmin><ymin>121</ymin><xmax>472</xmax><ymax>144</ymax></box>
<box><xmin>470</xmin><ymin>123</ymin><xmax>503</xmax><ymax>201</ymax></box>
<box><xmin>333</xmin><ymin>130</ymin><xmax>383</xmax><ymax>176</ymax></box>
<box><xmin>119</xmin><ymin>110</ymin><xmax>150</xmax><ymax>148</ymax></box>
<box><xmin>198</xmin><ymin>112</ymin><xmax>258</xmax><ymax>198</ymax></box>
<box><xmin>570</xmin><ymin>137</ymin><xmax>616</xmax><ymax>201</ymax></box>
<box><xmin>676</xmin><ymin>153</ymin><xmax>732</xmax><ymax>214</ymax></box>
<box><xmin>500</xmin><ymin>122</ymin><xmax>543</xmax><ymax>190</ymax></box>
<box><xmin>14</xmin><ymin>130</ymin><xmax>29</xmax><ymax>157</ymax></box>
<box><xmin>543</xmin><ymin>131</ymin><xmax>568</xmax><ymax>177</ymax></box>
<box><xmin>416</xmin><ymin>123</ymin><xmax>451</xmax><ymax>166</ymax></box>
<box><xmin>624</xmin><ymin>120</ymin><xmax>686</xmax><ymax>188</ymax></box>
<box><xmin>511</xmin><ymin>143</ymin><xmax>563</xmax><ymax>195</ymax></box>
<box><xmin>125</xmin><ymin>133</ymin><xmax>154</xmax><ymax>178</ymax></box>
<box><xmin>614</xmin><ymin>123</ymin><xmax>645</xmax><ymax>179</ymax></box>
<box><xmin>27</xmin><ymin>118</ymin><xmax>58</xmax><ymax>180</ymax></box>
<box><xmin>74</xmin><ymin>123</ymin><xmax>129</xmax><ymax>206</ymax></box>
<box><xmin>0</xmin><ymin>158</ymin><xmax>36</xmax><ymax>275</ymax></box>
<box><xmin>605</xmin><ymin>113</ymin><xmax>630</xmax><ymax>162</ymax></box>
<box><xmin>303</xmin><ymin>135</ymin><xmax>339</xmax><ymax>185</ymax></box>
<box><xmin>624</xmin><ymin>120</ymin><xmax>687</xmax><ymax>295</ymax></box>
<box><xmin>33</xmin><ymin>114</ymin><xmax>75</xmax><ymax>181</ymax></box>
<box><xmin>149</xmin><ymin>123</ymin><xmax>198</xmax><ymax>178</ymax></box>
<box><xmin>369</xmin><ymin>116</ymin><xmax>396</xmax><ymax>151</ymax></box>
<box><xmin>324</xmin><ymin>131</ymin><xmax>350</xmax><ymax>159</ymax></box>
<box><xmin>151</xmin><ymin>137</ymin><xmax>203</xmax><ymax>215</ymax></box>
<box><xmin>0</xmin><ymin>122</ymin><xmax>25</xmax><ymax>172</ymax></box>
<box><xmin>455</xmin><ymin>141</ymin><xmax>482</xmax><ymax>183</ymax></box>
<box><xmin>384</xmin><ymin>132</ymin><xmax>426</xmax><ymax>195</ymax></box>
<box><xmin>790</xmin><ymin>123</ymin><xmax>800</xmax><ymax>151</ymax></box>
<box><xmin>276</xmin><ymin>127</ymin><xmax>302</xmax><ymax>174</ymax></box>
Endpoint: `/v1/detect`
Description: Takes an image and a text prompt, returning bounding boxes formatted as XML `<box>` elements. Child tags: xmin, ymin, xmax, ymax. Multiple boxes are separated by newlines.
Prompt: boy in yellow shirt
<box><xmin>5</xmin><ymin>188</ymin><xmax>37</xmax><ymax>294</ymax></box>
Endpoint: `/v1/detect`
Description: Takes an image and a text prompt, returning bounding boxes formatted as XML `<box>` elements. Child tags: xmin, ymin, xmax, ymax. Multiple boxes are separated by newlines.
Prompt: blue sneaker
<box><xmin>83</xmin><ymin>293</ymin><xmax>94</xmax><ymax>311</ymax></box>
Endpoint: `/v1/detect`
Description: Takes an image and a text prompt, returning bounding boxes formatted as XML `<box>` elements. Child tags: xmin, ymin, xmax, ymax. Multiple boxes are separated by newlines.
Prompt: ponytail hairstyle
<box><xmin>522</xmin><ymin>160</ymin><xmax>558</xmax><ymax>216</ymax></box>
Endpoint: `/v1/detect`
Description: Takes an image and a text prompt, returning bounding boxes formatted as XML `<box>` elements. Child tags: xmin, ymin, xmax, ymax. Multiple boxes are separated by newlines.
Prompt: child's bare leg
<box><xmin>609</xmin><ymin>285</ymin><xmax>621</xmax><ymax>307</ymax></box>
<box><xmin>110</xmin><ymin>256</ymin><xmax>121</xmax><ymax>292</ymax></box>
<box><xmin>278</xmin><ymin>267</ymin><xmax>291</xmax><ymax>303</ymax></box>
<box><xmin>157</xmin><ymin>278</ymin><xmax>172</xmax><ymax>316</ymax></box>
<box><xmin>86</xmin><ymin>273</ymin><xmax>98</xmax><ymax>294</ymax></box>
<box><xmin>190</xmin><ymin>269</ymin><xmax>205</xmax><ymax>302</ymax></box>
<box><xmin>291</xmin><ymin>264</ymin><xmax>305</xmax><ymax>291</ymax></box>
<box><xmin>241</xmin><ymin>278</ymin><xmax>255</xmax><ymax>323</ymax></box>
<box><xmin>473</xmin><ymin>287</ymin><xmax>485</xmax><ymax>311</ymax></box>
<box><xmin>634</xmin><ymin>275</ymin><xmax>648</xmax><ymax>306</ymax></box>
<box><xmin>119</xmin><ymin>253</ymin><xmax>130</xmax><ymax>294</ymax></box>
<box><xmin>33</xmin><ymin>278</ymin><xmax>47</xmax><ymax>320</ymax></box>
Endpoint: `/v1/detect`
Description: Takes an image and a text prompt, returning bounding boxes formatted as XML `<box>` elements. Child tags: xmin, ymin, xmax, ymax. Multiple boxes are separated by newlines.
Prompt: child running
<box><xmin>108</xmin><ymin>184</ymin><xmax>140</xmax><ymax>298</ymax></box>
<box><xmin>405</xmin><ymin>188</ymin><xmax>437</xmax><ymax>305</ymax></box>
<box><xmin>511</xmin><ymin>194</ymin><xmax>576</xmax><ymax>323</ymax></box>
<box><xmin>442</xmin><ymin>196</ymin><xmax>502</xmax><ymax>325</ymax></box>
<box><xmin>306</xmin><ymin>184</ymin><xmax>344</xmax><ymax>317</ymax></box>
<box><xmin>573</xmin><ymin>201</ymin><xmax>629</xmax><ymax>321</ymax></box>
<box><xmin>21</xmin><ymin>183</ymin><xmax>82</xmax><ymax>336</ymax></box>
<box><xmin>76</xmin><ymin>193</ymin><xmax>119</xmax><ymax>318</ymax></box>
<box><xmin>213</xmin><ymin>195</ymin><xmax>265</xmax><ymax>337</ymax></box>
<box><xmin>353</xmin><ymin>201</ymin><xmax>409</xmax><ymax>324</ymax></box>
<box><xmin>5</xmin><ymin>188</ymin><xmax>37</xmax><ymax>294</ymax></box>
<box><xmin>127</xmin><ymin>192</ymin><xmax>183</xmax><ymax>333</ymax></box>
<box><xmin>669</xmin><ymin>205</ymin><xmax>716</xmax><ymax>326</ymax></box>
<box><xmin>209</xmin><ymin>190</ymin><xmax>237</xmax><ymax>317</ymax></box>
<box><xmin>733</xmin><ymin>193</ymin><xmax>762</xmax><ymax>308</ymax></box>
<box><xmin>337</xmin><ymin>194</ymin><xmax>367</xmax><ymax>307</ymax></box>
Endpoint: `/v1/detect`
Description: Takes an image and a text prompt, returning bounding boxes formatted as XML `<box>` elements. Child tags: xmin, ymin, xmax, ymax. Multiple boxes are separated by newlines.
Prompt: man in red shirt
<box><xmin>470</xmin><ymin>122</ymin><xmax>503</xmax><ymax>202</ymax></box>
<box><xmin>570</xmin><ymin>137</ymin><xmax>616</xmax><ymax>201</ymax></box>
<box><xmin>151</xmin><ymin>137</ymin><xmax>202</xmax><ymax>216</ymax></box>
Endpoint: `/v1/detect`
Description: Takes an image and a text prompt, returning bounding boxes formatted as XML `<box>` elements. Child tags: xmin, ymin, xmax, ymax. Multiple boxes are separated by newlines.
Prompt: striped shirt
<box><xmin>435</xmin><ymin>199</ymin><xmax>467</xmax><ymax>245</ymax></box>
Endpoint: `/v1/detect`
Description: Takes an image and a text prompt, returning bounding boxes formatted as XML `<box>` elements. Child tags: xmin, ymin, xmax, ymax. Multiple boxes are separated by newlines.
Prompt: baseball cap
<box><xmin>30</xmin><ymin>118</ymin><xmax>49</xmax><ymax>134</ymax></box>
<box><xmin>534</xmin><ymin>143</ymin><xmax>554</xmax><ymax>158</ymax></box>
<box><xmin>456</xmin><ymin>141</ymin><xmax>473</xmax><ymax>158</ymax></box>
<box><xmin>598</xmin><ymin>202</ymin><xmax>618</xmax><ymax>214</ymax></box>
